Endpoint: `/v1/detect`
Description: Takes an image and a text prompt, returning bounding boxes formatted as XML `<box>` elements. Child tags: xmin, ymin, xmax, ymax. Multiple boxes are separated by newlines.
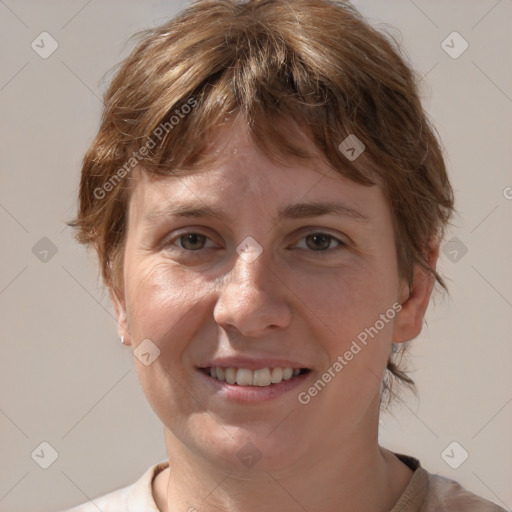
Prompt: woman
<box><xmin>65</xmin><ymin>0</ymin><xmax>506</xmax><ymax>510</ymax></box>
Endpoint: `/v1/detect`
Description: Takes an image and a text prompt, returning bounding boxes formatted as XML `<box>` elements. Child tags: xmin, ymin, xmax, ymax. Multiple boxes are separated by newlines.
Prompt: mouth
<box><xmin>198</xmin><ymin>366</ymin><xmax>311</xmax><ymax>387</ymax></box>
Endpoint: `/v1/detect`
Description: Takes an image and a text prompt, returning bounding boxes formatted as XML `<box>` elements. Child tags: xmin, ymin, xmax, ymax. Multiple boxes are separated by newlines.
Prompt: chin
<box><xmin>198</xmin><ymin>423</ymin><xmax>306</xmax><ymax>473</ymax></box>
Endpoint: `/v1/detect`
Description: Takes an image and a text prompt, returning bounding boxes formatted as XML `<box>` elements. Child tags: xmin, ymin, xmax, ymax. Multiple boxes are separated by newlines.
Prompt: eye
<box><xmin>294</xmin><ymin>232</ymin><xmax>346</xmax><ymax>252</ymax></box>
<box><xmin>169</xmin><ymin>232</ymin><xmax>216</xmax><ymax>251</ymax></box>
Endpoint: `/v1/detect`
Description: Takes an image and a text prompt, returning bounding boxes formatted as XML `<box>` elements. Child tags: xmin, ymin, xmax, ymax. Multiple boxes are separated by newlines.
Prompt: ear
<box><xmin>109</xmin><ymin>286</ymin><xmax>131</xmax><ymax>346</ymax></box>
<box><xmin>392</xmin><ymin>243</ymin><xmax>439</xmax><ymax>343</ymax></box>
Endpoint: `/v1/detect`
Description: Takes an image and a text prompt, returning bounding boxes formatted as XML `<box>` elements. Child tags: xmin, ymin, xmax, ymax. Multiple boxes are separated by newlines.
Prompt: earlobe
<box><xmin>392</xmin><ymin>244</ymin><xmax>439</xmax><ymax>344</ymax></box>
<box><xmin>109</xmin><ymin>287</ymin><xmax>131</xmax><ymax>346</ymax></box>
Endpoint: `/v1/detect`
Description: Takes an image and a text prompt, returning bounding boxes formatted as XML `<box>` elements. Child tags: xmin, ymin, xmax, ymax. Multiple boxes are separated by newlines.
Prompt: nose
<box><xmin>213</xmin><ymin>248</ymin><xmax>292</xmax><ymax>337</ymax></box>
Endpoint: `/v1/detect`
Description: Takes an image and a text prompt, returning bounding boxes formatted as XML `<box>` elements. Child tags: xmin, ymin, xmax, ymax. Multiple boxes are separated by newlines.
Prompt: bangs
<box><xmin>120</xmin><ymin>20</ymin><xmax>378</xmax><ymax>186</ymax></box>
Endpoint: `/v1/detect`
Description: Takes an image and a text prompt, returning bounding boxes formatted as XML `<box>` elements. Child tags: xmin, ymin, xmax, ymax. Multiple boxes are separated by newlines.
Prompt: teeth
<box><xmin>206</xmin><ymin>367</ymin><xmax>305</xmax><ymax>386</ymax></box>
<box><xmin>225</xmin><ymin>367</ymin><xmax>236</xmax><ymax>384</ymax></box>
<box><xmin>253</xmin><ymin>368</ymin><xmax>271</xmax><ymax>386</ymax></box>
<box><xmin>282</xmin><ymin>368</ymin><xmax>293</xmax><ymax>380</ymax></box>
<box><xmin>236</xmin><ymin>368</ymin><xmax>253</xmax><ymax>386</ymax></box>
<box><xmin>270</xmin><ymin>367</ymin><xmax>282</xmax><ymax>383</ymax></box>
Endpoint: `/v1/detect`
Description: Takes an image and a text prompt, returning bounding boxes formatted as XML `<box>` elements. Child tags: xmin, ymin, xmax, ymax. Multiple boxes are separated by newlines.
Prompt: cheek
<box><xmin>291</xmin><ymin>261</ymin><xmax>399</xmax><ymax>392</ymax></box>
<box><xmin>125</xmin><ymin>259</ymin><xmax>203</xmax><ymax>343</ymax></box>
<box><xmin>300</xmin><ymin>274</ymin><xmax>398</xmax><ymax>407</ymax></box>
<box><xmin>124</xmin><ymin>259</ymin><xmax>209</xmax><ymax>424</ymax></box>
<box><xmin>293</xmin><ymin>263</ymin><xmax>396</xmax><ymax>335</ymax></box>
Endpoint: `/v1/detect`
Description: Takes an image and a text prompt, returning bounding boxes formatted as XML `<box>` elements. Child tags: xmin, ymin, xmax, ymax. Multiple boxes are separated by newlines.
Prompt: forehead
<box><xmin>127</xmin><ymin>121</ymin><xmax>387</xmax><ymax>226</ymax></box>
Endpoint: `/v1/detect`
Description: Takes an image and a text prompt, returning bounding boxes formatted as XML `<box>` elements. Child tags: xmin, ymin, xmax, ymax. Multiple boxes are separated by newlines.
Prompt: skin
<box><xmin>111</xmin><ymin>120</ymin><xmax>438</xmax><ymax>512</ymax></box>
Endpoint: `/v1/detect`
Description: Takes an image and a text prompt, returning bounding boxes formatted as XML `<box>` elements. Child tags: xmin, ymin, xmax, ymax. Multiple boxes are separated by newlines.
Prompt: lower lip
<box><xmin>197</xmin><ymin>369</ymin><xmax>312</xmax><ymax>403</ymax></box>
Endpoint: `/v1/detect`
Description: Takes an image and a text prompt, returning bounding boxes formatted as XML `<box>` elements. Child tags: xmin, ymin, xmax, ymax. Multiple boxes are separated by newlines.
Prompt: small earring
<box><xmin>120</xmin><ymin>336</ymin><xmax>125</xmax><ymax>345</ymax></box>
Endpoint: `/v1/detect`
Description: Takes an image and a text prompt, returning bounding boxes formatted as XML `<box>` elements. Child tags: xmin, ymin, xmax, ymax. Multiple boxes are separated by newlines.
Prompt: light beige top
<box><xmin>63</xmin><ymin>454</ymin><xmax>507</xmax><ymax>511</ymax></box>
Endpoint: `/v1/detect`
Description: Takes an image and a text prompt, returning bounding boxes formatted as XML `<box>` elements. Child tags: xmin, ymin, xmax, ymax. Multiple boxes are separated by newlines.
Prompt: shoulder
<box><xmin>390</xmin><ymin>452</ymin><xmax>506</xmax><ymax>512</ymax></box>
<box><xmin>59</xmin><ymin>460</ymin><xmax>169</xmax><ymax>512</ymax></box>
<box><xmin>423</xmin><ymin>471</ymin><xmax>507</xmax><ymax>511</ymax></box>
<box><xmin>63</xmin><ymin>486</ymin><xmax>129</xmax><ymax>512</ymax></box>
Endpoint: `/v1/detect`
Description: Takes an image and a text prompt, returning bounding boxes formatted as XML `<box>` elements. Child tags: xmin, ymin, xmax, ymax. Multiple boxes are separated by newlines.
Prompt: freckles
<box><xmin>127</xmin><ymin>262</ymin><xmax>177</xmax><ymax>311</ymax></box>
<box><xmin>316</xmin><ymin>275</ymin><xmax>360</xmax><ymax>308</ymax></box>
<box><xmin>129</xmin><ymin>261</ymin><xmax>212</xmax><ymax>318</ymax></box>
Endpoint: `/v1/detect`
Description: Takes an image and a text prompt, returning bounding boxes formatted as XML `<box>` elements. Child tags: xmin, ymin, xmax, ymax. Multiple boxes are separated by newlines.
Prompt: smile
<box><xmin>201</xmin><ymin>366</ymin><xmax>310</xmax><ymax>386</ymax></box>
<box><xmin>197</xmin><ymin>365</ymin><xmax>312</xmax><ymax>402</ymax></box>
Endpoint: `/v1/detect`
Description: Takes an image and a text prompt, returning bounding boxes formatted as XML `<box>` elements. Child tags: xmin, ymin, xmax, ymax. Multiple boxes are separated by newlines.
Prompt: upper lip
<box><xmin>197</xmin><ymin>357</ymin><xmax>310</xmax><ymax>370</ymax></box>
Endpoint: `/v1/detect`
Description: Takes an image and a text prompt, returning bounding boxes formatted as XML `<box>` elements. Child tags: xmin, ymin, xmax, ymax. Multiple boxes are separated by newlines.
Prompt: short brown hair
<box><xmin>69</xmin><ymin>0</ymin><xmax>454</xmax><ymax>403</ymax></box>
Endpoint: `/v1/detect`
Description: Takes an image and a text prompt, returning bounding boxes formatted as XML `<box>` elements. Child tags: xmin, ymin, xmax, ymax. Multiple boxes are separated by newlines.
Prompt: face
<box><xmin>113</xmin><ymin>122</ymin><xmax>429</xmax><ymax>473</ymax></box>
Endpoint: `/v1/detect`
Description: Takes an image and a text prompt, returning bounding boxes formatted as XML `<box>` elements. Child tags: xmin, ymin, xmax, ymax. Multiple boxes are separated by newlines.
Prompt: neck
<box><xmin>153</xmin><ymin>427</ymin><xmax>413</xmax><ymax>512</ymax></box>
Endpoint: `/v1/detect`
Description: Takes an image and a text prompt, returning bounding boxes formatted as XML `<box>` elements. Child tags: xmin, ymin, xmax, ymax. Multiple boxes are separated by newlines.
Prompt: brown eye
<box><xmin>304</xmin><ymin>233</ymin><xmax>339</xmax><ymax>251</ymax></box>
<box><xmin>178</xmin><ymin>233</ymin><xmax>207</xmax><ymax>250</ymax></box>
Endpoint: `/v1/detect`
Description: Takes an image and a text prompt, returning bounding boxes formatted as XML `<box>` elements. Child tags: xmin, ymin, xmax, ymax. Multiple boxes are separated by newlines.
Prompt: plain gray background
<box><xmin>1</xmin><ymin>1</ymin><xmax>511</xmax><ymax>511</ymax></box>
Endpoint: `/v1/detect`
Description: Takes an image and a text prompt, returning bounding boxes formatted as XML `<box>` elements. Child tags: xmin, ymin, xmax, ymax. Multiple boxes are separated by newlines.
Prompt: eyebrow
<box><xmin>143</xmin><ymin>200</ymin><xmax>369</xmax><ymax>225</ymax></box>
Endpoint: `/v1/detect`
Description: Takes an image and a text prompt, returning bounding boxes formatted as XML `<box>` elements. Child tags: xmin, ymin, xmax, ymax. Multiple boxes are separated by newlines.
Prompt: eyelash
<box><xmin>166</xmin><ymin>231</ymin><xmax>347</xmax><ymax>255</ymax></box>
